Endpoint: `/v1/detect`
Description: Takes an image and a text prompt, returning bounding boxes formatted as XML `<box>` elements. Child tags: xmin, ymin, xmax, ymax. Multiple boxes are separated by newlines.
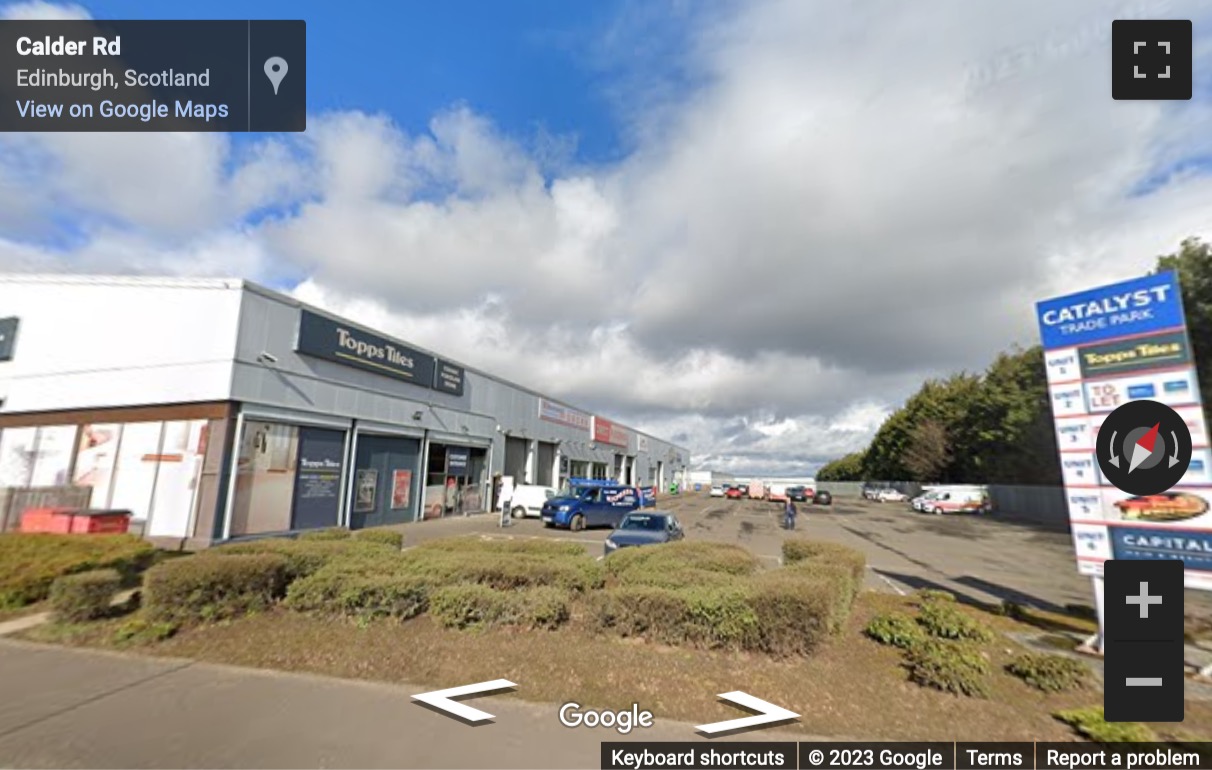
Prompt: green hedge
<box><xmin>49</xmin><ymin>569</ymin><xmax>122</xmax><ymax>623</ymax></box>
<box><xmin>214</xmin><ymin>538</ymin><xmax>397</xmax><ymax>582</ymax></box>
<box><xmin>412</xmin><ymin>537</ymin><xmax>586</xmax><ymax>558</ymax></box>
<box><xmin>429</xmin><ymin>584</ymin><xmax>570</xmax><ymax>630</ymax></box>
<box><xmin>781</xmin><ymin>540</ymin><xmax>866</xmax><ymax>587</ymax></box>
<box><xmin>351</xmin><ymin>529</ymin><xmax>404</xmax><ymax>549</ymax></box>
<box><xmin>0</xmin><ymin>533</ymin><xmax>155</xmax><ymax>609</ymax></box>
<box><xmin>143</xmin><ymin>553</ymin><xmax>289</xmax><ymax>624</ymax></box>
<box><xmin>396</xmin><ymin>549</ymin><xmax>603</xmax><ymax>593</ymax></box>
<box><xmin>746</xmin><ymin>571</ymin><xmax>836</xmax><ymax>654</ymax></box>
<box><xmin>298</xmin><ymin>527</ymin><xmax>352</xmax><ymax>541</ymax></box>
<box><xmin>606</xmin><ymin>541</ymin><xmax>759</xmax><ymax>580</ymax></box>
<box><xmin>284</xmin><ymin>569</ymin><xmax>429</xmax><ymax>621</ymax></box>
<box><xmin>590</xmin><ymin>584</ymin><xmax>760</xmax><ymax>649</ymax></box>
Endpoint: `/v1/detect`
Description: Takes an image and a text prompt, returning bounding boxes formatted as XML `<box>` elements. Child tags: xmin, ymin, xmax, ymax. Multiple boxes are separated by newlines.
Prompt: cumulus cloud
<box><xmin>3</xmin><ymin>0</ymin><xmax>1212</xmax><ymax>474</ymax></box>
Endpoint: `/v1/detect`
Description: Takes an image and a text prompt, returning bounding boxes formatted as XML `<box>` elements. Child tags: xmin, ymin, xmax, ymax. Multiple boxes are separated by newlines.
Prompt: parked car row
<box><xmin>860</xmin><ymin>483</ymin><xmax>991</xmax><ymax>514</ymax></box>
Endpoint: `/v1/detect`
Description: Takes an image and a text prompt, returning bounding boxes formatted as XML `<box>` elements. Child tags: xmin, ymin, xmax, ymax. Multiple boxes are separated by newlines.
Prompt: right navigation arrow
<box><xmin>694</xmin><ymin>691</ymin><xmax>799</xmax><ymax>735</ymax></box>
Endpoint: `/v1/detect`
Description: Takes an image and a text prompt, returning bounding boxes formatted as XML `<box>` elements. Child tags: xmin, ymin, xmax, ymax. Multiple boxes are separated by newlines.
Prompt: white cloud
<box><xmin>4</xmin><ymin>0</ymin><xmax>1212</xmax><ymax>473</ymax></box>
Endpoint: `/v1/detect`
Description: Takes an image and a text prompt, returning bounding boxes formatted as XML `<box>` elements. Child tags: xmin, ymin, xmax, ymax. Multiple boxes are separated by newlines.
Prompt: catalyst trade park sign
<box><xmin>1036</xmin><ymin>270</ymin><xmax>1212</xmax><ymax>591</ymax></box>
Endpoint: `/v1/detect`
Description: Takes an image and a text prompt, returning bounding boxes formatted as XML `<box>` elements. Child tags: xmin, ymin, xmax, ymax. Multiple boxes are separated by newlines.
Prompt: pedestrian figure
<box><xmin>784</xmin><ymin>497</ymin><xmax>798</xmax><ymax>530</ymax></box>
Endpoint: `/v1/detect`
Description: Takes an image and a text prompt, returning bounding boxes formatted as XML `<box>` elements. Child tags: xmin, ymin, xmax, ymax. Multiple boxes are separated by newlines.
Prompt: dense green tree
<box><xmin>845</xmin><ymin>348</ymin><xmax>1057</xmax><ymax>484</ymax></box>
<box><xmin>817</xmin><ymin>451</ymin><xmax>865</xmax><ymax>480</ymax></box>
<box><xmin>1155</xmin><ymin>237</ymin><xmax>1212</xmax><ymax>412</ymax></box>
<box><xmin>902</xmin><ymin>419</ymin><xmax>952</xmax><ymax>481</ymax></box>
<box><xmin>817</xmin><ymin>236</ymin><xmax>1211</xmax><ymax>486</ymax></box>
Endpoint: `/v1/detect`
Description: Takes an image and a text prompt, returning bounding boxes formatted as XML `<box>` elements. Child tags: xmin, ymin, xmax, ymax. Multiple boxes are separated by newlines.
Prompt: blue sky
<box><xmin>77</xmin><ymin>0</ymin><xmax>703</xmax><ymax>167</ymax></box>
<box><xmin>6</xmin><ymin>1</ymin><xmax>1212</xmax><ymax>474</ymax></box>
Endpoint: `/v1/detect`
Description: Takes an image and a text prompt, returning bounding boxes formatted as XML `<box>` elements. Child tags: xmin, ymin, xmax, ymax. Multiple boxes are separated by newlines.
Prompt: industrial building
<box><xmin>0</xmin><ymin>276</ymin><xmax>689</xmax><ymax>549</ymax></box>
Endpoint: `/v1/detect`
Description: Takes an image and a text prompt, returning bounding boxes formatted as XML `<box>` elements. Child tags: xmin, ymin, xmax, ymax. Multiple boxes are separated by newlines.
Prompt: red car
<box><xmin>724</xmin><ymin>486</ymin><xmax>744</xmax><ymax>500</ymax></box>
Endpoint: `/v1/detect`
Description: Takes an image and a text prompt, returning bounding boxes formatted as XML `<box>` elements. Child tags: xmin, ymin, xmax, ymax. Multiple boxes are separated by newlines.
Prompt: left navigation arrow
<box><xmin>412</xmin><ymin>679</ymin><xmax>517</xmax><ymax>724</ymax></box>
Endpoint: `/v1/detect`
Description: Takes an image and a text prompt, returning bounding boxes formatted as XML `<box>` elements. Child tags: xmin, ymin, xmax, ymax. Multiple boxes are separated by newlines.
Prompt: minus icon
<box><xmin>1126</xmin><ymin>677</ymin><xmax>1163</xmax><ymax>686</ymax></box>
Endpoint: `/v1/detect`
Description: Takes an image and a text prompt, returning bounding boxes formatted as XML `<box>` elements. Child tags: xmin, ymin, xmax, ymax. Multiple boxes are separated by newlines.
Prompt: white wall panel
<box><xmin>0</xmin><ymin>277</ymin><xmax>241</xmax><ymax>412</ymax></box>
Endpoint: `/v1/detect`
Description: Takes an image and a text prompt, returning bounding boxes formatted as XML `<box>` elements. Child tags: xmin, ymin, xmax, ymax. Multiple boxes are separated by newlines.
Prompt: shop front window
<box><xmin>108</xmin><ymin>421</ymin><xmax>164</xmax><ymax>524</ymax></box>
<box><xmin>0</xmin><ymin>427</ymin><xmax>39</xmax><ymax>487</ymax></box>
<box><xmin>231</xmin><ymin>421</ymin><xmax>298</xmax><ymax>535</ymax></box>
<box><xmin>424</xmin><ymin>443</ymin><xmax>487</xmax><ymax>519</ymax></box>
<box><xmin>74</xmin><ymin>424</ymin><xmax>121</xmax><ymax>508</ymax></box>
<box><xmin>230</xmin><ymin>420</ymin><xmax>347</xmax><ymax>536</ymax></box>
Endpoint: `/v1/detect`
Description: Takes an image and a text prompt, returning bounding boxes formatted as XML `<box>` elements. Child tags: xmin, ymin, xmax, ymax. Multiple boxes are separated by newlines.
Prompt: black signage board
<box><xmin>297</xmin><ymin>310</ymin><xmax>436</xmax><ymax>388</ymax></box>
<box><xmin>0</xmin><ymin>317</ymin><xmax>17</xmax><ymax>361</ymax></box>
<box><xmin>447</xmin><ymin>447</ymin><xmax>470</xmax><ymax>476</ymax></box>
<box><xmin>290</xmin><ymin>426</ymin><xmax>345</xmax><ymax>530</ymax></box>
<box><xmin>433</xmin><ymin>358</ymin><xmax>466</xmax><ymax>396</ymax></box>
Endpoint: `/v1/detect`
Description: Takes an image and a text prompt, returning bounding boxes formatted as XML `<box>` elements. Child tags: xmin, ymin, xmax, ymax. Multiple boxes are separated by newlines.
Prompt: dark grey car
<box><xmin>604</xmin><ymin>512</ymin><xmax>684</xmax><ymax>556</ymax></box>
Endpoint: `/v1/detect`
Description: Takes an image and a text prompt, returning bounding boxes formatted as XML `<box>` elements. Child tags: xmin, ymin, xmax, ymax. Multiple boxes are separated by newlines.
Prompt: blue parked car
<box><xmin>540</xmin><ymin>481</ymin><xmax>647</xmax><ymax>531</ymax></box>
<box><xmin>604</xmin><ymin>511</ymin><xmax>684</xmax><ymax>556</ymax></box>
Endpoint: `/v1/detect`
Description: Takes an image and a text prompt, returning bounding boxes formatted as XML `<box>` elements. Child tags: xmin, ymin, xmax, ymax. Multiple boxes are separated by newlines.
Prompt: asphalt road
<box><xmin>0</xmin><ymin>639</ymin><xmax>809</xmax><ymax>769</ymax></box>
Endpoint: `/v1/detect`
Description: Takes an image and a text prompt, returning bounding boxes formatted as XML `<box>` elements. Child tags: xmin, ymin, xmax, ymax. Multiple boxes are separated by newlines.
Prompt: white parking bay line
<box><xmin>871</xmin><ymin>568</ymin><xmax>908</xmax><ymax>596</ymax></box>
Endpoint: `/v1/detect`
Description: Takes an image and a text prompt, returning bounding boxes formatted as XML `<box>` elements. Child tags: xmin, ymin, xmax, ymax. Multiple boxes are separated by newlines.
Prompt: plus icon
<box><xmin>1112</xmin><ymin>20</ymin><xmax>1192</xmax><ymax>100</ymax></box>
<box><xmin>1126</xmin><ymin>581</ymin><xmax>1163</xmax><ymax>618</ymax></box>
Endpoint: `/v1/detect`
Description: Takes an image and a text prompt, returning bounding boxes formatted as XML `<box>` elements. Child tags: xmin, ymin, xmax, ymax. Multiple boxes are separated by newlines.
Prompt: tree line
<box><xmin>817</xmin><ymin>238</ymin><xmax>1212</xmax><ymax>484</ymax></box>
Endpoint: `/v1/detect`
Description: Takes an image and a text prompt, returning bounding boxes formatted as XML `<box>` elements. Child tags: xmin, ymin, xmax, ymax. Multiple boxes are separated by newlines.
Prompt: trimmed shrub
<box><xmin>609</xmin><ymin>564</ymin><xmax>741</xmax><ymax>591</ymax></box>
<box><xmin>780</xmin><ymin>540</ymin><xmax>866</xmax><ymax>587</ymax></box>
<box><xmin>351</xmin><ymin>528</ymin><xmax>404</xmax><ymax>549</ymax></box>
<box><xmin>906</xmin><ymin>640</ymin><xmax>991</xmax><ymax>697</ymax></box>
<box><xmin>1007</xmin><ymin>653</ymin><xmax>1089</xmax><ymax>692</ymax></box>
<box><xmin>918</xmin><ymin>601</ymin><xmax>994</xmax><ymax>643</ymax></box>
<box><xmin>429</xmin><ymin>584</ymin><xmax>518</xmax><ymax>629</ymax></box>
<box><xmin>397</xmin><ymin>549</ymin><xmax>603</xmax><ymax>593</ymax></box>
<box><xmin>413</xmin><ymin>537</ymin><xmax>586</xmax><ymax>558</ymax></box>
<box><xmin>606</xmin><ymin>541</ymin><xmax>759</xmax><ymax>580</ymax></box>
<box><xmin>916</xmin><ymin>588</ymin><xmax>957</xmax><ymax>604</ymax></box>
<box><xmin>214</xmin><ymin>538</ymin><xmax>395</xmax><ymax>582</ymax></box>
<box><xmin>0</xmin><ymin>533</ymin><xmax>155</xmax><ymax>609</ymax></box>
<box><xmin>112</xmin><ymin>617</ymin><xmax>178</xmax><ymax>645</ymax></box>
<box><xmin>783</xmin><ymin>561</ymin><xmax>859</xmax><ymax>623</ymax></box>
<box><xmin>298</xmin><ymin>527</ymin><xmax>352</xmax><ymax>541</ymax></box>
<box><xmin>1054</xmin><ymin>706</ymin><xmax>1156</xmax><ymax>743</ymax></box>
<box><xmin>865</xmin><ymin>612</ymin><xmax>926</xmax><ymax>649</ymax></box>
<box><xmin>143</xmin><ymin>553</ymin><xmax>288</xmax><ymax>624</ymax></box>
<box><xmin>49</xmin><ymin>569</ymin><xmax>121</xmax><ymax>623</ymax></box>
<box><xmin>522</xmin><ymin>586</ymin><xmax>572</xmax><ymax>629</ymax></box>
<box><xmin>590</xmin><ymin>584</ymin><xmax>760</xmax><ymax>650</ymax></box>
<box><xmin>747</xmin><ymin>571</ymin><xmax>835</xmax><ymax>655</ymax></box>
<box><xmin>284</xmin><ymin>569</ymin><xmax>429</xmax><ymax>621</ymax></box>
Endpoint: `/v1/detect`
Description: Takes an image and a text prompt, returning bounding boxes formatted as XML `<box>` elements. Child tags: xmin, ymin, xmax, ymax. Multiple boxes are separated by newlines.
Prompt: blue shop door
<box><xmin>349</xmin><ymin>434</ymin><xmax>421</xmax><ymax>529</ymax></box>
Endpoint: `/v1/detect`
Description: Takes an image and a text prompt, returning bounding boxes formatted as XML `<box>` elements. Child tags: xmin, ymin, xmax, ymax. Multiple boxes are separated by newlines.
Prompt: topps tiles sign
<box><xmin>296</xmin><ymin>310</ymin><xmax>465</xmax><ymax>396</ymax></box>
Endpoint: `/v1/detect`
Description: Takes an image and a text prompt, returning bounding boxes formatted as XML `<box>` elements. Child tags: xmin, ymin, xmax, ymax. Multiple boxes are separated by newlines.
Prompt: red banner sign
<box><xmin>593</xmin><ymin>416</ymin><xmax>629</xmax><ymax>447</ymax></box>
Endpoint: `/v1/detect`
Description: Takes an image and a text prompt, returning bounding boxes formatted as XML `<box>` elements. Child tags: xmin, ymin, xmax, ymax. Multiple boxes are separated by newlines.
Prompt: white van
<box><xmin>918</xmin><ymin>485</ymin><xmax>990</xmax><ymax>515</ymax></box>
<box><xmin>508</xmin><ymin>484</ymin><xmax>558</xmax><ymax>518</ymax></box>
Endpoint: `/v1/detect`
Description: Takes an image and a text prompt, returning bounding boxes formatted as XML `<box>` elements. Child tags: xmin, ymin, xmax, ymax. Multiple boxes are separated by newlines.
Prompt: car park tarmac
<box><xmin>407</xmin><ymin>492</ymin><xmax>1211</xmax><ymax>615</ymax></box>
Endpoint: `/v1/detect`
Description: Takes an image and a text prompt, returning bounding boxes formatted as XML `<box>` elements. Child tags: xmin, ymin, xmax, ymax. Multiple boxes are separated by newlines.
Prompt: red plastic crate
<box><xmin>68</xmin><ymin>512</ymin><xmax>130</xmax><ymax>534</ymax></box>
<box><xmin>19</xmin><ymin>508</ymin><xmax>132</xmax><ymax>535</ymax></box>
<box><xmin>19</xmin><ymin>507</ymin><xmax>78</xmax><ymax>534</ymax></box>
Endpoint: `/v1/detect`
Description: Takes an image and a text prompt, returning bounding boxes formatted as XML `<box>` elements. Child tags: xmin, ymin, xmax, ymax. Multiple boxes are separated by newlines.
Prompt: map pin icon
<box><xmin>264</xmin><ymin>57</ymin><xmax>288</xmax><ymax>95</ymax></box>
